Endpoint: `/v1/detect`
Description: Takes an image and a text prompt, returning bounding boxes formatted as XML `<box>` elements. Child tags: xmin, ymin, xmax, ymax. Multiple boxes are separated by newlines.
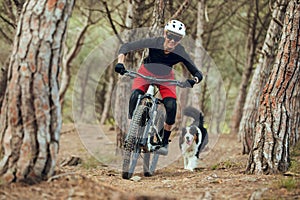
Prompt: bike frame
<box><xmin>133</xmin><ymin>84</ymin><xmax>163</xmax><ymax>152</ymax></box>
<box><xmin>121</xmin><ymin>70</ymin><xmax>192</xmax><ymax>179</ymax></box>
<box><xmin>126</xmin><ymin>70</ymin><xmax>190</xmax><ymax>152</ymax></box>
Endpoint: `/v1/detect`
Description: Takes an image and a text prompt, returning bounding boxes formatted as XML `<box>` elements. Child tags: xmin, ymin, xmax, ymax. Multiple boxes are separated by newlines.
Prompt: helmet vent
<box><xmin>164</xmin><ymin>19</ymin><xmax>186</xmax><ymax>36</ymax></box>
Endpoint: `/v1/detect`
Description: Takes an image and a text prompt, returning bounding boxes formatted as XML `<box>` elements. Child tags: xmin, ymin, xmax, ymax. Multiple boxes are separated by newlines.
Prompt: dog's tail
<box><xmin>183</xmin><ymin>106</ymin><xmax>204</xmax><ymax>127</ymax></box>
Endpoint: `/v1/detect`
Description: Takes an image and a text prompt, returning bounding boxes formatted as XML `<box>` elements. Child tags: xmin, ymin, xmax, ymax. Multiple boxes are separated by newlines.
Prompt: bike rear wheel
<box><xmin>122</xmin><ymin>105</ymin><xmax>147</xmax><ymax>179</ymax></box>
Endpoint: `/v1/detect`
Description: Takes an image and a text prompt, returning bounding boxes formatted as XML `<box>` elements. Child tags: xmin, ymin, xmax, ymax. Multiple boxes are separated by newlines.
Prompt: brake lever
<box><xmin>177</xmin><ymin>81</ymin><xmax>186</xmax><ymax>88</ymax></box>
<box><xmin>124</xmin><ymin>70</ymin><xmax>136</xmax><ymax>78</ymax></box>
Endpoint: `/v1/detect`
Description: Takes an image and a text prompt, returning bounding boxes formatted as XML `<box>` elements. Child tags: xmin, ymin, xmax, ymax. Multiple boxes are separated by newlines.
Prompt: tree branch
<box><xmin>102</xmin><ymin>1</ymin><xmax>123</xmax><ymax>44</ymax></box>
<box><xmin>0</xmin><ymin>27</ymin><xmax>13</xmax><ymax>44</ymax></box>
<box><xmin>0</xmin><ymin>14</ymin><xmax>16</xmax><ymax>29</ymax></box>
<box><xmin>170</xmin><ymin>0</ymin><xmax>190</xmax><ymax>19</ymax></box>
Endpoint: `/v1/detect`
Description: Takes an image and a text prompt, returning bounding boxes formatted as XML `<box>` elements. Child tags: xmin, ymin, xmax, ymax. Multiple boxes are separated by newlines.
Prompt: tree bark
<box><xmin>0</xmin><ymin>0</ymin><xmax>74</xmax><ymax>184</ymax></box>
<box><xmin>246</xmin><ymin>0</ymin><xmax>300</xmax><ymax>174</ymax></box>
<box><xmin>239</xmin><ymin>0</ymin><xmax>288</xmax><ymax>154</ymax></box>
<box><xmin>149</xmin><ymin>0</ymin><xmax>166</xmax><ymax>37</ymax></box>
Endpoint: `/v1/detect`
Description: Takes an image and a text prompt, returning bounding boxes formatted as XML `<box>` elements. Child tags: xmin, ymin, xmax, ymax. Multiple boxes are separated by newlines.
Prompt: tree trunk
<box><xmin>230</xmin><ymin>0</ymin><xmax>258</xmax><ymax>135</ymax></box>
<box><xmin>59</xmin><ymin>18</ymin><xmax>88</xmax><ymax>103</ymax></box>
<box><xmin>115</xmin><ymin>73</ymin><xmax>132</xmax><ymax>152</ymax></box>
<box><xmin>0</xmin><ymin>60</ymin><xmax>9</xmax><ymax>110</ymax></box>
<box><xmin>192</xmin><ymin>0</ymin><xmax>205</xmax><ymax>110</ymax></box>
<box><xmin>100</xmin><ymin>64</ymin><xmax>114</xmax><ymax>125</ymax></box>
<box><xmin>115</xmin><ymin>0</ymin><xmax>144</xmax><ymax>151</ymax></box>
<box><xmin>179</xmin><ymin>0</ymin><xmax>205</xmax><ymax>128</ymax></box>
<box><xmin>59</xmin><ymin>6</ymin><xmax>102</xmax><ymax>107</ymax></box>
<box><xmin>176</xmin><ymin>67</ymin><xmax>189</xmax><ymax>128</ymax></box>
<box><xmin>246</xmin><ymin>0</ymin><xmax>300</xmax><ymax>174</ymax></box>
<box><xmin>0</xmin><ymin>0</ymin><xmax>74</xmax><ymax>184</ymax></box>
<box><xmin>149</xmin><ymin>0</ymin><xmax>165</xmax><ymax>37</ymax></box>
<box><xmin>239</xmin><ymin>0</ymin><xmax>288</xmax><ymax>154</ymax></box>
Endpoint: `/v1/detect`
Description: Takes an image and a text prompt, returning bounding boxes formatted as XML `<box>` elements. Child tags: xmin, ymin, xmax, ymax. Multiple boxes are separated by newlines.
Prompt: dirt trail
<box><xmin>0</xmin><ymin>124</ymin><xmax>299</xmax><ymax>200</ymax></box>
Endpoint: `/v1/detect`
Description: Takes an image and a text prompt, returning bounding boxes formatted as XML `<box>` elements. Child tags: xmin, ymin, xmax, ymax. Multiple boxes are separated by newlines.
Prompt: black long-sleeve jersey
<box><xmin>118</xmin><ymin>37</ymin><xmax>202</xmax><ymax>78</ymax></box>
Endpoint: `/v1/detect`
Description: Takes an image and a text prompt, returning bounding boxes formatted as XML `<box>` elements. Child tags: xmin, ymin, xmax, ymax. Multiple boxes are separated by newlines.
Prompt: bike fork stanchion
<box><xmin>128</xmin><ymin>152</ymin><xmax>140</xmax><ymax>176</ymax></box>
<box><xmin>143</xmin><ymin>152</ymin><xmax>159</xmax><ymax>176</ymax></box>
<box><xmin>150</xmin><ymin>153</ymin><xmax>159</xmax><ymax>174</ymax></box>
<box><xmin>143</xmin><ymin>153</ymin><xmax>151</xmax><ymax>176</ymax></box>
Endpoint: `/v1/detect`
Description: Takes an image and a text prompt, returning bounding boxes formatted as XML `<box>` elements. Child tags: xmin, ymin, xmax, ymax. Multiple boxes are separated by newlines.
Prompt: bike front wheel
<box><xmin>122</xmin><ymin>104</ymin><xmax>147</xmax><ymax>179</ymax></box>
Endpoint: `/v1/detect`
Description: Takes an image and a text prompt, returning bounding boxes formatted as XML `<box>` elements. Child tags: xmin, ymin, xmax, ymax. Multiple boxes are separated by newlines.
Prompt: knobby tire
<box><xmin>122</xmin><ymin>105</ymin><xmax>147</xmax><ymax>179</ymax></box>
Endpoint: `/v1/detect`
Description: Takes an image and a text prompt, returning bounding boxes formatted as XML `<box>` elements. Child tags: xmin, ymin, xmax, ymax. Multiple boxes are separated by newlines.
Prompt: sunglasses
<box><xmin>166</xmin><ymin>32</ymin><xmax>182</xmax><ymax>42</ymax></box>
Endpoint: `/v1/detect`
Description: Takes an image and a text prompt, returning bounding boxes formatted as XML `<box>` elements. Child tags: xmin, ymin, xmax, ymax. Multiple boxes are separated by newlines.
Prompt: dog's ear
<box><xmin>179</xmin><ymin>128</ymin><xmax>186</xmax><ymax>147</ymax></box>
<box><xmin>181</xmin><ymin>128</ymin><xmax>187</xmax><ymax>137</ymax></box>
<box><xmin>195</xmin><ymin>132</ymin><xmax>199</xmax><ymax>144</ymax></box>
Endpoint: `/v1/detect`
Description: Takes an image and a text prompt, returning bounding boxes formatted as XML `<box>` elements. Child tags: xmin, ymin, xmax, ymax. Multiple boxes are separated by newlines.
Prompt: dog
<box><xmin>179</xmin><ymin>106</ymin><xmax>208</xmax><ymax>171</ymax></box>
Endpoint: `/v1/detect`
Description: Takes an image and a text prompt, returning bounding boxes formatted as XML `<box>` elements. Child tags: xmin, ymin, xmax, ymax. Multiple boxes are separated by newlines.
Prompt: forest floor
<box><xmin>0</xmin><ymin>124</ymin><xmax>300</xmax><ymax>200</ymax></box>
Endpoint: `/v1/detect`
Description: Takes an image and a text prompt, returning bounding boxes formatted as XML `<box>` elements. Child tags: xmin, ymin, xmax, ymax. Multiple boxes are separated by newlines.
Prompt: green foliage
<box><xmin>289</xmin><ymin>160</ymin><xmax>300</xmax><ymax>175</ymax></box>
<box><xmin>277</xmin><ymin>177</ymin><xmax>299</xmax><ymax>191</ymax></box>
<box><xmin>289</xmin><ymin>142</ymin><xmax>300</xmax><ymax>174</ymax></box>
<box><xmin>291</xmin><ymin>142</ymin><xmax>300</xmax><ymax>158</ymax></box>
<box><xmin>81</xmin><ymin>156</ymin><xmax>100</xmax><ymax>170</ymax></box>
<box><xmin>269</xmin><ymin>142</ymin><xmax>300</xmax><ymax>192</ymax></box>
<box><xmin>0</xmin><ymin>0</ymin><xmax>275</xmax><ymax>128</ymax></box>
<box><xmin>62</xmin><ymin>3</ymin><xmax>116</xmax><ymax>122</ymax></box>
<box><xmin>211</xmin><ymin>159</ymin><xmax>244</xmax><ymax>170</ymax></box>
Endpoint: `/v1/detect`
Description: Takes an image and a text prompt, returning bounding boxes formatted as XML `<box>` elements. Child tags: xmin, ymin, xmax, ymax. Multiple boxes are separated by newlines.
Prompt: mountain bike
<box><xmin>122</xmin><ymin>70</ymin><xmax>193</xmax><ymax>179</ymax></box>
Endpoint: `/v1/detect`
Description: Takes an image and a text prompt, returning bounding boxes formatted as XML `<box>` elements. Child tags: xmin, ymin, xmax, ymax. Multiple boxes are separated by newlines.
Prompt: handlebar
<box><xmin>123</xmin><ymin>70</ymin><xmax>194</xmax><ymax>88</ymax></box>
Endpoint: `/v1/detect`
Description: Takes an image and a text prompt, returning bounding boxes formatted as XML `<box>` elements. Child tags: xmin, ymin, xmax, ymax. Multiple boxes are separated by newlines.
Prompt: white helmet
<box><xmin>164</xmin><ymin>19</ymin><xmax>186</xmax><ymax>36</ymax></box>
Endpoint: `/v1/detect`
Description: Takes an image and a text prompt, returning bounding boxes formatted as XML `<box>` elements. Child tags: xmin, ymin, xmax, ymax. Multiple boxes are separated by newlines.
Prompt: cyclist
<box><xmin>115</xmin><ymin>19</ymin><xmax>203</xmax><ymax>155</ymax></box>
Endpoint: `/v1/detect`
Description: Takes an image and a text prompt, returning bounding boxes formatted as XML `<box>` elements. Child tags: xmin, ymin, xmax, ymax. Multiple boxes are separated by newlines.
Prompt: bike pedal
<box><xmin>154</xmin><ymin>145</ymin><xmax>160</xmax><ymax>150</ymax></box>
<box><xmin>150</xmin><ymin>142</ymin><xmax>159</xmax><ymax>145</ymax></box>
<box><xmin>141</xmin><ymin>147</ymin><xmax>149</xmax><ymax>153</ymax></box>
<box><xmin>149</xmin><ymin>145</ymin><xmax>160</xmax><ymax>152</ymax></box>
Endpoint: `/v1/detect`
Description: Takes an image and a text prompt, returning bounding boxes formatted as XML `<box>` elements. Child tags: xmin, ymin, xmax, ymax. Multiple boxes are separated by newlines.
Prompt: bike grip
<box><xmin>186</xmin><ymin>79</ymin><xmax>195</xmax><ymax>88</ymax></box>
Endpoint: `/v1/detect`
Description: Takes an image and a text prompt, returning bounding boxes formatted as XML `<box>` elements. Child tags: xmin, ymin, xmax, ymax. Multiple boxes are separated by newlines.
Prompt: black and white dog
<box><xmin>179</xmin><ymin>106</ymin><xmax>208</xmax><ymax>171</ymax></box>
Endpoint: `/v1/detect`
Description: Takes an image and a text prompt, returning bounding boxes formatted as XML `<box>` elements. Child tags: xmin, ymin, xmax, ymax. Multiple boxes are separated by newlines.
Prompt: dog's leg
<box><xmin>187</xmin><ymin>156</ymin><xmax>198</xmax><ymax>171</ymax></box>
<box><xmin>191</xmin><ymin>156</ymin><xmax>198</xmax><ymax>171</ymax></box>
<box><xmin>183</xmin><ymin>156</ymin><xmax>188</xmax><ymax>170</ymax></box>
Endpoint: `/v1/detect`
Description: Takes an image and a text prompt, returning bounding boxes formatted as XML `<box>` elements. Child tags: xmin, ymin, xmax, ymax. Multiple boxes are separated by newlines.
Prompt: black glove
<box><xmin>184</xmin><ymin>79</ymin><xmax>196</xmax><ymax>88</ymax></box>
<box><xmin>115</xmin><ymin>63</ymin><xmax>126</xmax><ymax>75</ymax></box>
<box><xmin>194</xmin><ymin>71</ymin><xmax>203</xmax><ymax>83</ymax></box>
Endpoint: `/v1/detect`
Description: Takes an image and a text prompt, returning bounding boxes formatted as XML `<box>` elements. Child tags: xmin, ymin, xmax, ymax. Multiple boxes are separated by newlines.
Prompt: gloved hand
<box><xmin>184</xmin><ymin>79</ymin><xmax>196</xmax><ymax>88</ymax></box>
<box><xmin>115</xmin><ymin>63</ymin><xmax>126</xmax><ymax>75</ymax></box>
<box><xmin>194</xmin><ymin>72</ymin><xmax>203</xmax><ymax>83</ymax></box>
